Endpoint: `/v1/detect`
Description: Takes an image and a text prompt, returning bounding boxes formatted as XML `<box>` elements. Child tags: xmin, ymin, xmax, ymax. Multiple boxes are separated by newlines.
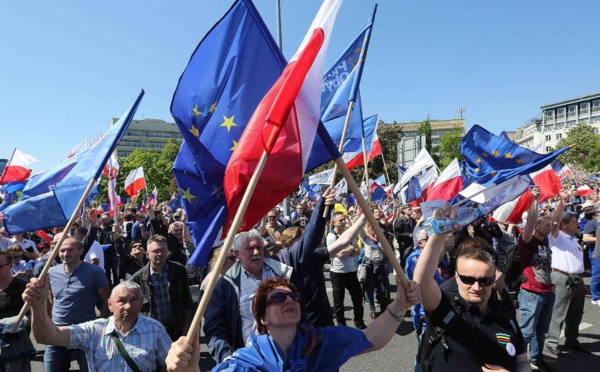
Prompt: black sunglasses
<box><xmin>266</xmin><ymin>291</ymin><xmax>302</xmax><ymax>306</ymax></box>
<box><xmin>457</xmin><ymin>273</ymin><xmax>495</xmax><ymax>287</ymax></box>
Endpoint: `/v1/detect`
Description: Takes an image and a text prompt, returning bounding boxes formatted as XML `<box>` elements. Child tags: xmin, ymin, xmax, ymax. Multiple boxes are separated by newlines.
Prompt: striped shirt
<box><xmin>240</xmin><ymin>265</ymin><xmax>275</xmax><ymax>343</ymax></box>
<box><xmin>69</xmin><ymin>315</ymin><xmax>171</xmax><ymax>372</ymax></box>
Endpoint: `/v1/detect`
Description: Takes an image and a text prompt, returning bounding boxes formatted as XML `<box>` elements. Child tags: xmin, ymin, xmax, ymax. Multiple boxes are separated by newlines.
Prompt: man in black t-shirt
<box><xmin>0</xmin><ymin>251</ymin><xmax>26</xmax><ymax>317</ymax></box>
<box><xmin>414</xmin><ymin>207</ymin><xmax>529</xmax><ymax>371</ymax></box>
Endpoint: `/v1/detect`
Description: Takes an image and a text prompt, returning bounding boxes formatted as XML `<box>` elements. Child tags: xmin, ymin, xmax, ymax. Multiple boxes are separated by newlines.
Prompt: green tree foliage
<box><xmin>555</xmin><ymin>123</ymin><xmax>600</xmax><ymax>172</ymax></box>
<box><xmin>97</xmin><ymin>139</ymin><xmax>181</xmax><ymax>204</ymax></box>
<box><xmin>438</xmin><ymin>126</ymin><xmax>464</xmax><ymax>168</ymax></box>
<box><xmin>417</xmin><ymin>119</ymin><xmax>432</xmax><ymax>153</ymax></box>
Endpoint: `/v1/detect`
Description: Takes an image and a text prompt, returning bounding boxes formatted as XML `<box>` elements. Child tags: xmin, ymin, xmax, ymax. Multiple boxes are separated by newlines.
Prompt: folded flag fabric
<box><xmin>223</xmin><ymin>0</ymin><xmax>343</xmax><ymax>234</ymax></box>
<box><xmin>125</xmin><ymin>167</ymin><xmax>146</xmax><ymax>198</ymax></box>
<box><xmin>2</xmin><ymin>91</ymin><xmax>144</xmax><ymax>234</ymax></box>
<box><xmin>0</xmin><ymin>148</ymin><xmax>39</xmax><ymax>184</ymax></box>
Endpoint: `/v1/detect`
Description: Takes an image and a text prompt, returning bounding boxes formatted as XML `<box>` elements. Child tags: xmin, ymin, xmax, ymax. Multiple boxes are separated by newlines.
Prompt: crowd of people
<box><xmin>0</xmin><ymin>182</ymin><xmax>598</xmax><ymax>371</ymax></box>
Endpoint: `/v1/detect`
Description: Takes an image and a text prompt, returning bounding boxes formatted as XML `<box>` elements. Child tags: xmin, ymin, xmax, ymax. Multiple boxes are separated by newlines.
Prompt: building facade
<box><xmin>513</xmin><ymin>92</ymin><xmax>600</xmax><ymax>153</ymax></box>
<box><xmin>111</xmin><ymin>118</ymin><xmax>183</xmax><ymax>158</ymax></box>
<box><xmin>386</xmin><ymin>118</ymin><xmax>466</xmax><ymax>147</ymax></box>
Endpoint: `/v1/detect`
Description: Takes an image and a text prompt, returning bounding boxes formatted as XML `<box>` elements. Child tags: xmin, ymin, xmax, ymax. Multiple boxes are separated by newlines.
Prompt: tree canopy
<box><xmin>555</xmin><ymin>123</ymin><xmax>600</xmax><ymax>172</ymax></box>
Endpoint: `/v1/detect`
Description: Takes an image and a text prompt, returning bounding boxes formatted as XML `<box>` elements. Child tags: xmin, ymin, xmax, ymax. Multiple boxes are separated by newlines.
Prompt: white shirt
<box><xmin>84</xmin><ymin>240</ymin><xmax>105</xmax><ymax>271</ymax></box>
<box><xmin>327</xmin><ymin>232</ymin><xmax>357</xmax><ymax>273</ymax></box>
<box><xmin>10</xmin><ymin>238</ymin><xmax>38</xmax><ymax>254</ymax></box>
<box><xmin>549</xmin><ymin>230</ymin><xmax>584</xmax><ymax>275</ymax></box>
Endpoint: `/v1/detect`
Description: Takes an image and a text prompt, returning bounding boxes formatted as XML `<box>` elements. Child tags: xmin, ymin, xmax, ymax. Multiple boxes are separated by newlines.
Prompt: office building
<box><xmin>111</xmin><ymin>118</ymin><xmax>183</xmax><ymax>158</ymax></box>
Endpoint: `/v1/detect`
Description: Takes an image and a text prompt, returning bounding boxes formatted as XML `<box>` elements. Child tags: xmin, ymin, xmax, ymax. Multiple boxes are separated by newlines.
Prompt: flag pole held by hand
<box><xmin>10</xmin><ymin>178</ymin><xmax>98</xmax><ymax>333</ymax></box>
<box><xmin>335</xmin><ymin>157</ymin><xmax>410</xmax><ymax>290</ymax></box>
<box><xmin>323</xmin><ymin>100</ymin><xmax>355</xmax><ymax>218</ymax></box>
<box><xmin>185</xmin><ymin>150</ymin><xmax>270</xmax><ymax>343</ymax></box>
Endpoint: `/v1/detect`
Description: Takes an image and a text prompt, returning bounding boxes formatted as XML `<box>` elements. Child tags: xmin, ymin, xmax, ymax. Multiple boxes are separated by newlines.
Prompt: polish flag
<box><xmin>148</xmin><ymin>186</ymin><xmax>158</xmax><ymax>207</ymax></box>
<box><xmin>493</xmin><ymin>165</ymin><xmax>563</xmax><ymax>224</ymax></box>
<box><xmin>577</xmin><ymin>184</ymin><xmax>595</xmax><ymax>197</ymax></box>
<box><xmin>343</xmin><ymin>115</ymin><xmax>380</xmax><ymax>171</ymax></box>
<box><xmin>0</xmin><ymin>148</ymin><xmax>39</xmax><ymax>184</ymax></box>
<box><xmin>105</xmin><ymin>154</ymin><xmax>120</xmax><ymax>217</ymax></box>
<box><xmin>125</xmin><ymin>167</ymin><xmax>146</xmax><ymax>198</ymax></box>
<box><xmin>426</xmin><ymin>158</ymin><xmax>463</xmax><ymax>202</ymax></box>
<box><xmin>223</xmin><ymin>0</ymin><xmax>343</xmax><ymax>232</ymax></box>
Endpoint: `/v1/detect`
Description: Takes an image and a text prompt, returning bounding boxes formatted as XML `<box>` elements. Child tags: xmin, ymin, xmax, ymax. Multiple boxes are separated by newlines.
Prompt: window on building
<box><xmin>557</xmin><ymin>122</ymin><xmax>565</xmax><ymax>129</ymax></box>
<box><xmin>545</xmin><ymin>146</ymin><xmax>552</xmax><ymax>152</ymax></box>
<box><xmin>580</xmin><ymin>118</ymin><xmax>589</xmax><ymax>124</ymax></box>
<box><xmin>593</xmin><ymin>100</ymin><xmax>600</xmax><ymax>112</ymax></box>
<box><xmin>580</xmin><ymin>102</ymin><xmax>589</xmax><ymax>110</ymax></box>
<box><xmin>556</xmin><ymin>133</ymin><xmax>562</xmax><ymax>140</ymax></box>
<box><xmin>568</xmin><ymin>105</ymin><xmax>576</xmax><ymax>113</ymax></box>
<box><xmin>545</xmin><ymin>135</ymin><xmax>551</xmax><ymax>141</ymax></box>
<box><xmin>544</xmin><ymin>125</ymin><xmax>554</xmax><ymax>131</ymax></box>
<box><xmin>557</xmin><ymin>107</ymin><xmax>565</xmax><ymax>114</ymax></box>
<box><xmin>545</xmin><ymin>110</ymin><xmax>554</xmax><ymax>118</ymax></box>
<box><xmin>592</xmin><ymin>116</ymin><xmax>600</xmax><ymax>123</ymax></box>
<box><xmin>567</xmin><ymin>120</ymin><xmax>576</xmax><ymax>127</ymax></box>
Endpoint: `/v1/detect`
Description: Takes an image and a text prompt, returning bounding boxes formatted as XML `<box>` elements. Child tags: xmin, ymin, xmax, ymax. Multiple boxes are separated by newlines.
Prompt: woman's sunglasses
<box><xmin>457</xmin><ymin>273</ymin><xmax>495</xmax><ymax>287</ymax></box>
<box><xmin>266</xmin><ymin>291</ymin><xmax>302</xmax><ymax>306</ymax></box>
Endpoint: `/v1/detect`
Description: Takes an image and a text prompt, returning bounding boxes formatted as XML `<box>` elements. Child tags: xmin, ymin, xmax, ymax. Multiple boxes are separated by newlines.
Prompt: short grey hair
<box><xmin>232</xmin><ymin>231</ymin><xmax>264</xmax><ymax>252</ymax></box>
<box><xmin>111</xmin><ymin>281</ymin><xmax>142</xmax><ymax>298</ymax></box>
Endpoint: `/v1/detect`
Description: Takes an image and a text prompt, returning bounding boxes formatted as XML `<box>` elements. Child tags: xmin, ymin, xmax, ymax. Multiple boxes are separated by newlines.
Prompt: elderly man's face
<box><xmin>108</xmin><ymin>287</ymin><xmax>142</xmax><ymax>327</ymax></box>
<box><xmin>236</xmin><ymin>238</ymin><xmax>264</xmax><ymax>275</ymax></box>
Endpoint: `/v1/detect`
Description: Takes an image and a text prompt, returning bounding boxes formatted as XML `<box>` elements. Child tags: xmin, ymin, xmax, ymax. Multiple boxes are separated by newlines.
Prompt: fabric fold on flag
<box><xmin>223</xmin><ymin>0</ymin><xmax>344</xmax><ymax>233</ymax></box>
<box><xmin>0</xmin><ymin>148</ymin><xmax>39</xmax><ymax>184</ymax></box>
<box><xmin>3</xmin><ymin>90</ymin><xmax>144</xmax><ymax>234</ymax></box>
<box><xmin>426</xmin><ymin>158</ymin><xmax>463</xmax><ymax>202</ymax></box>
<box><xmin>341</xmin><ymin>114</ymin><xmax>378</xmax><ymax>171</ymax></box>
<box><xmin>398</xmin><ymin>148</ymin><xmax>435</xmax><ymax>187</ymax></box>
<box><xmin>125</xmin><ymin>167</ymin><xmax>146</xmax><ymax>198</ymax></box>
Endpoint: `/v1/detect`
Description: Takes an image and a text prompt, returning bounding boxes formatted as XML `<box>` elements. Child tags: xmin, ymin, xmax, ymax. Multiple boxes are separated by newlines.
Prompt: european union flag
<box><xmin>346</xmin><ymin>194</ymin><xmax>356</xmax><ymax>207</ymax></box>
<box><xmin>171</xmin><ymin>0</ymin><xmax>287</xmax><ymax>266</ymax></box>
<box><xmin>404</xmin><ymin>176</ymin><xmax>422</xmax><ymax>203</ymax></box>
<box><xmin>3</xmin><ymin>91</ymin><xmax>143</xmax><ymax>234</ymax></box>
<box><xmin>371</xmin><ymin>183</ymin><xmax>387</xmax><ymax>203</ymax></box>
<box><xmin>461</xmin><ymin>124</ymin><xmax>570</xmax><ymax>185</ymax></box>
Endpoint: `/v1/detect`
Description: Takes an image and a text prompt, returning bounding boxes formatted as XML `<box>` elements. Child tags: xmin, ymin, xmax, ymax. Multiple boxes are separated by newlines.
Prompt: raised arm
<box><xmin>22</xmin><ymin>276</ymin><xmax>71</xmax><ymax>347</ymax></box>
<box><xmin>327</xmin><ymin>215</ymin><xmax>366</xmax><ymax>258</ymax></box>
<box><xmin>413</xmin><ymin>204</ymin><xmax>460</xmax><ymax>312</ymax></box>
<box><xmin>521</xmin><ymin>187</ymin><xmax>540</xmax><ymax>243</ymax></box>
<box><xmin>362</xmin><ymin>277</ymin><xmax>420</xmax><ymax>351</ymax></box>
<box><xmin>295</xmin><ymin>188</ymin><xmax>335</xmax><ymax>264</ymax></box>
<box><xmin>551</xmin><ymin>189</ymin><xmax>568</xmax><ymax>238</ymax></box>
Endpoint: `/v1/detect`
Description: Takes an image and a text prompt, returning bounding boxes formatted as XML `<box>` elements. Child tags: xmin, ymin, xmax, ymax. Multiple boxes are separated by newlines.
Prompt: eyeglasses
<box><xmin>266</xmin><ymin>291</ymin><xmax>302</xmax><ymax>306</ymax></box>
<box><xmin>457</xmin><ymin>273</ymin><xmax>495</xmax><ymax>287</ymax></box>
<box><xmin>148</xmin><ymin>248</ymin><xmax>167</xmax><ymax>255</ymax></box>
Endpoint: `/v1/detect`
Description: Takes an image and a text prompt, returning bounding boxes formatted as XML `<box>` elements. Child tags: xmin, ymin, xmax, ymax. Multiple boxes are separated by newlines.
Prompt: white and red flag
<box><xmin>426</xmin><ymin>158</ymin><xmax>463</xmax><ymax>202</ymax></box>
<box><xmin>149</xmin><ymin>187</ymin><xmax>158</xmax><ymax>207</ymax></box>
<box><xmin>66</xmin><ymin>138</ymin><xmax>89</xmax><ymax>158</ymax></box>
<box><xmin>125</xmin><ymin>167</ymin><xmax>146</xmax><ymax>198</ymax></box>
<box><xmin>105</xmin><ymin>154</ymin><xmax>120</xmax><ymax>217</ymax></box>
<box><xmin>0</xmin><ymin>148</ymin><xmax>39</xmax><ymax>184</ymax></box>
<box><xmin>577</xmin><ymin>184</ymin><xmax>595</xmax><ymax>197</ymax></box>
<box><xmin>223</xmin><ymin>0</ymin><xmax>343</xmax><ymax>232</ymax></box>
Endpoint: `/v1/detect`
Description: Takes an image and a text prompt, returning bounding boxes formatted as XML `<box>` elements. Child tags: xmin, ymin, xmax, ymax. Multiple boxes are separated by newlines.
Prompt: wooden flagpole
<box><xmin>10</xmin><ymin>178</ymin><xmax>98</xmax><ymax>333</ymax></box>
<box><xmin>335</xmin><ymin>157</ymin><xmax>410</xmax><ymax>289</ymax></box>
<box><xmin>185</xmin><ymin>150</ymin><xmax>270</xmax><ymax>342</ymax></box>
<box><xmin>323</xmin><ymin>100</ymin><xmax>356</xmax><ymax>218</ymax></box>
<box><xmin>361</xmin><ymin>137</ymin><xmax>371</xmax><ymax>204</ymax></box>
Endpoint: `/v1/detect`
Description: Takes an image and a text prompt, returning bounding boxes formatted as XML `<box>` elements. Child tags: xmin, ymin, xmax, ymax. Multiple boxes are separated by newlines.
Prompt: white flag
<box><xmin>399</xmin><ymin>148</ymin><xmax>436</xmax><ymax>187</ymax></box>
<box><xmin>308</xmin><ymin>168</ymin><xmax>334</xmax><ymax>185</ymax></box>
<box><xmin>334</xmin><ymin>178</ymin><xmax>347</xmax><ymax>199</ymax></box>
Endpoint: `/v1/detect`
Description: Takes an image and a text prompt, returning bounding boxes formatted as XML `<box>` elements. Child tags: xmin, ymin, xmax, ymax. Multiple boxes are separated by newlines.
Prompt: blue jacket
<box><xmin>203</xmin><ymin>258</ymin><xmax>293</xmax><ymax>364</ymax></box>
